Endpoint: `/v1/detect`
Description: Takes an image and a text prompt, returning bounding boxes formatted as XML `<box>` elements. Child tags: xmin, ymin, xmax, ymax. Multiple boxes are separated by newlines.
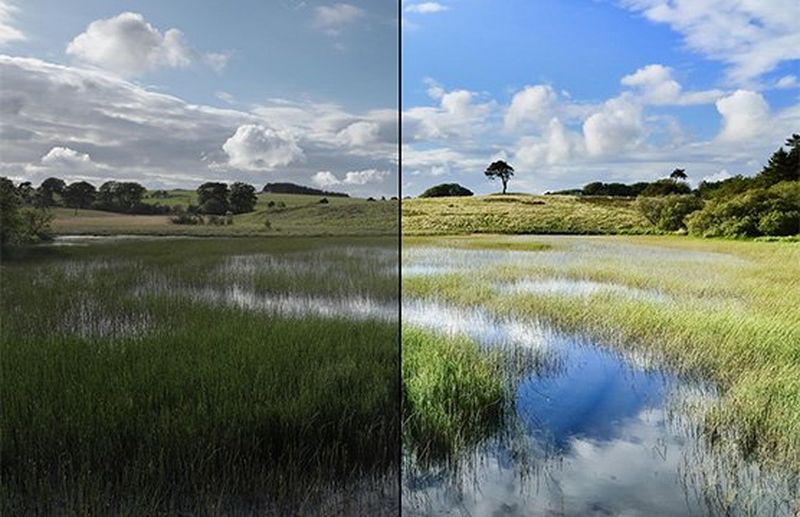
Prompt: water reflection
<box><xmin>403</xmin><ymin>244</ymin><xmax>798</xmax><ymax>516</ymax></box>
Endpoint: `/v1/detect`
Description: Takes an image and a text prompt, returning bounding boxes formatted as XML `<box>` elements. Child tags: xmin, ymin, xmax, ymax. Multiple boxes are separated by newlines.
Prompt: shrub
<box><xmin>169</xmin><ymin>213</ymin><xmax>201</xmax><ymax>225</ymax></box>
<box><xmin>318</xmin><ymin>197</ymin><xmax>329</xmax><ymax>204</ymax></box>
<box><xmin>686</xmin><ymin>182</ymin><xmax>800</xmax><ymax>237</ymax></box>
<box><xmin>636</xmin><ymin>194</ymin><xmax>703</xmax><ymax>231</ymax></box>
<box><xmin>640</xmin><ymin>179</ymin><xmax>692</xmax><ymax>197</ymax></box>
<box><xmin>200</xmin><ymin>198</ymin><xmax>227</xmax><ymax>215</ymax></box>
<box><xmin>419</xmin><ymin>183</ymin><xmax>474</xmax><ymax>198</ymax></box>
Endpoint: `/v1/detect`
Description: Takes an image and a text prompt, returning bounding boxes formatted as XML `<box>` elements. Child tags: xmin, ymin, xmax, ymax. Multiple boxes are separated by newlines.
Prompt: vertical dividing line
<box><xmin>396</xmin><ymin>0</ymin><xmax>403</xmax><ymax>512</ymax></box>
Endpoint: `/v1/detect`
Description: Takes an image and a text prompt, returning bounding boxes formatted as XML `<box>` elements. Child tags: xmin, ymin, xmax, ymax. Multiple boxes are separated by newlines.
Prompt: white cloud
<box><xmin>620</xmin><ymin>0</ymin><xmax>800</xmax><ymax>84</ymax></box>
<box><xmin>715</xmin><ymin>90</ymin><xmax>769</xmax><ymax>142</ymax></box>
<box><xmin>311</xmin><ymin>168</ymin><xmax>388</xmax><ymax>186</ymax></box>
<box><xmin>66</xmin><ymin>12</ymin><xmax>192</xmax><ymax>76</ymax></box>
<box><xmin>620</xmin><ymin>64</ymin><xmax>723</xmax><ymax>105</ymax></box>
<box><xmin>583</xmin><ymin>95</ymin><xmax>645</xmax><ymax>156</ymax></box>
<box><xmin>0</xmin><ymin>0</ymin><xmax>25</xmax><ymax>45</ymax></box>
<box><xmin>775</xmin><ymin>75</ymin><xmax>798</xmax><ymax>89</ymax></box>
<box><xmin>404</xmin><ymin>2</ymin><xmax>449</xmax><ymax>14</ymax></box>
<box><xmin>41</xmin><ymin>146</ymin><xmax>92</xmax><ymax>166</ymax></box>
<box><xmin>215</xmin><ymin>91</ymin><xmax>236</xmax><ymax>104</ymax></box>
<box><xmin>337</xmin><ymin>120</ymin><xmax>380</xmax><ymax>146</ymax></box>
<box><xmin>515</xmin><ymin>118</ymin><xmax>580</xmax><ymax>169</ymax></box>
<box><xmin>700</xmin><ymin>169</ymin><xmax>733</xmax><ymax>183</ymax></box>
<box><xmin>505</xmin><ymin>85</ymin><xmax>559</xmax><ymax>131</ymax></box>
<box><xmin>313</xmin><ymin>3</ymin><xmax>364</xmax><ymax>36</ymax></box>
<box><xmin>404</xmin><ymin>85</ymin><xmax>496</xmax><ymax>142</ymax></box>
<box><xmin>222</xmin><ymin>124</ymin><xmax>304</xmax><ymax>170</ymax></box>
<box><xmin>0</xmin><ymin>56</ymin><xmax>396</xmax><ymax>192</ymax></box>
<box><xmin>66</xmin><ymin>12</ymin><xmax>228</xmax><ymax>76</ymax></box>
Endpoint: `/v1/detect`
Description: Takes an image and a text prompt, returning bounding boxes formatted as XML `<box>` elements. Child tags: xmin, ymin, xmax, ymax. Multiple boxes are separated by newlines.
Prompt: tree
<box><xmin>669</xmin><ymin>168</ymin><xmax>688</xmax><ymax>182</ymax></box>
<box><xmin>758</xmin><ymin>147</ymin><xmax>793</xmax><ymax>186</ymax></box>
<box><xmin>97</xmin><ymin>181</ymin><xmax>146</xmax><ymax>212</ymax></box>
<box><xmin>784</xmin><ymin>133</ymin><xmax>799</xmax><ymax>181</ymax></box>
<box><xmin>1</xmin><ymin>177</ymin><xmax>21</xmax><ymax>247</ymax></box>
<box><xmin>16</xmin><ymin>181</ymin><xmax>35</xmax><ymax>204</ymax></box>
<box><xmin>229</xmin><ymin>182</ymin><xmax>257</xmax><ymax>214</ymax></box>
<box><xmin>37</xmin><ymin>177</ymin><xmax>66</xmax><ymax>207</ymax></box>
<box><xmin>63</xmin><ymin>181</ymin><xmax>97</xmax><ymax>213</ymax></box>
<box><xmin>197</xmin><ymin>182</ymin><xmax>229</xmax><ymax>214</ymax></box>
<box><xmin>484</xmin><ymin>160</ymin><xmax>515</xmax><ymax>194</ymax></box>
<box><xmin>419</xmin><ymin>183</ymin><xmax>474</xmax><ymax>198</ymax></box>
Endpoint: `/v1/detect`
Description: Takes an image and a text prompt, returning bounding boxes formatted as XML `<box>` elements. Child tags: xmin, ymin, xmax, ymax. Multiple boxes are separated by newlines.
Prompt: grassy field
<box><xmin>51</xmin><ymin>192</ymin><xmax>398</xmax><ymax>236</ymax></box>
<box><xmin>0</xmin><ymin>237</ymin><xmax>399</xmax><ymax>514</ymax></box>
<box><xmin>402</xmin><ymin>194</ymin><xmax>651</xmax><ymax>235</ymax></box>
<box><xmin>403</xmin><ymin>235</ymin><xmax>800</xmax><ymax>474</ymax></box>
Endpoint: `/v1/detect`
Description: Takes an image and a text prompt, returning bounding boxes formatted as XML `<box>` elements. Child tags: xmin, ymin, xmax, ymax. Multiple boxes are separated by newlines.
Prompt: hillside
<box><xmin>402</xmin><ymin>194</ymin><xmax>651</xmax><ymax>235</ymax></box>
<box><xmin>52</xmin><ymin>193</ymin><xmax>398</xmax><ymax>236</ymax></box>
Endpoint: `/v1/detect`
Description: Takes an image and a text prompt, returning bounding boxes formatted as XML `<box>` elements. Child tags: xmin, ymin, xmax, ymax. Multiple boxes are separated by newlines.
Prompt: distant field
<box><xmin>52</xmin><ymin>192</ymin><xmax>398</xmax><ymax>236</ymax></box>
<box><xmin>402</xmin><ymin>194</ymin><xmax>651</xmax><ymax>235</ymax></box>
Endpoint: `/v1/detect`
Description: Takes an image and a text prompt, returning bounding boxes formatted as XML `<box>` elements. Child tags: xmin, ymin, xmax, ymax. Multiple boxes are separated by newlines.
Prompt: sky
<box><xmin>1</xmin><ymin>2</ymin><xmax>798</xmax><ymax>199</ymax></box>
<box><xmin>402</xmin><ymin>0</ymin><xmax>800</xmax><ymax>196</ymax></box>
<box><xmin>0</xmin><ymin>0</ymin><xmax>399</xmax><ymax>197</ymax></box>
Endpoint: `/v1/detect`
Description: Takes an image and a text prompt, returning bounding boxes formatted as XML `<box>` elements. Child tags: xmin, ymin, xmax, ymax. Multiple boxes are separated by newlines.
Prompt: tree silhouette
<box><xmin>669</xmin><ymin>168</ymin><xmax>688</xmax><ymax>182</ymax></box>
<box><xmin>485</xmin><ymin>160</ymin><xmax>515</xmax><ymax>194</ymax></box>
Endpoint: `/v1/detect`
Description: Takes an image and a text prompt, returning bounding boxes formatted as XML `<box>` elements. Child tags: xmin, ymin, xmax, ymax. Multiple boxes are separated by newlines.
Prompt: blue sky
<box><xmin>402</xmin><ymin>0</ymin><xmax>800</xmax><ymax>195</ymax></box>
<box><xmin>0</xmin><ymin>1</ymin><xmax>398</xmax><ymax>196</ymax></box>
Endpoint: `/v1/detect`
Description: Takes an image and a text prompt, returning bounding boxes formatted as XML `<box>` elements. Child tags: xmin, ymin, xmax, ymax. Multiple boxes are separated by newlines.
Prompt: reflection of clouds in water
<box><xmin>501</xmin><ymin>277</ymin><xmax>669</xmax><ymax>303</ymax></box>
<box><xmin>405</xmin><ymin>408</ymin><xmax>704</xmax><ymax>516</ymax></box>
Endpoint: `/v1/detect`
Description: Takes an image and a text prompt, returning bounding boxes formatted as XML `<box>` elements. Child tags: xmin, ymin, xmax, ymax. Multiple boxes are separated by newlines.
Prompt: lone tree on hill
<box><xmin>485</xmin><ymin>160</ymin><xmax>514</xmax><ymax>194</ymax></box>
<box><xmin>669</xmin><ymin>168</ymin><xmax>688</xmax><ymax>182</ymax></box>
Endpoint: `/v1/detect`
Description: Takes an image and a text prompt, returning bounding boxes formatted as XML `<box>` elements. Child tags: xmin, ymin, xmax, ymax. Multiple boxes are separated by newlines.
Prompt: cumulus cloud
<box><xmin>66</xmin><ymin>12</ymin><xmax>228</xmax><ymax>76</ymax></box>
<box><xmin>0</xmin><ymin>0</ymin><xmax>25</xmax><ymax>45</ymax></box>
<box><xmin>715</xmin><ymin>90</ymin><xmax>770</xmax><ymax>142</ymax></box>
<box><xmin>404</xmin><ymin>2</ymin><xmax>449</xmax><ymax>14</ymax></box>
<box><xmin>515</xmin><ymin>118</ymin><xmax>580</xmax><ymax>168</ymax></box>
<box><xmin>222</xmin><ymin>124</ymin><xmax>304</xmax><ymax>170</ymax></box>
<box><xmin>404</xmin><ymin>84</ymin><xmax>495</xmax><ymax>142</ymax></box>
<box><xmin>621</xmin><ymin>64</ymin><xmax>723</xmax><ymax>105</ymax></box>
<box><xmin>311</xmin><ymin>168</ymin><xmax>389</xmax><ymax>186</ymax></box>
<box><xmin>0</xmin><ymin>56</ymin><xmax>397</xmax><ymax>192</ymax></box>
<box><xmin>505</xmin><ymin>85</ymin><xmax>559</xmax><ymax>131</ymax></box>
<box><xmin>313</xmin><ymin>3</ymin><xmax>364</xmax><ymax>35</ymax></box>
<box><xmin>583</xmin><ymin>95</ymin><xmax>645</xmax><ymax>156</ymax></box>
<box><xmin>775</xmin><ymin>75</ymin><xmax>798</xmax><ymax>89</ymax></box>
<box><xmin>620</xmin><ymin>0</ymin><xmax>800</xmax><ymax>84</ymax></box>
<box><xmin>337</xmin><ymin>120</ymin><xmax>380</xmax><ymax>146</ymax></box>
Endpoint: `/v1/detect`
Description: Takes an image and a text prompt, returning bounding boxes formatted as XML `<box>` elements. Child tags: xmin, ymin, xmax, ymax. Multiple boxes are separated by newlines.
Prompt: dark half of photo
<box><xmin>0</xmin><ymin>1</ymin><xmax>400</xmax><ymax>514</ymax></box>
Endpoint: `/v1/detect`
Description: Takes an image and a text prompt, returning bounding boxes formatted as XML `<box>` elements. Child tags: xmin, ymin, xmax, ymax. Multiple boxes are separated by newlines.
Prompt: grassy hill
<box><xmin>53</xmin><ymin>192</ymin><xmax>398</xmax><ymax>236</ymax></box>
<box><xmin>402</xmin><ymin>194</ymin><xmax>651</xmax><ymax>235</ymax></box>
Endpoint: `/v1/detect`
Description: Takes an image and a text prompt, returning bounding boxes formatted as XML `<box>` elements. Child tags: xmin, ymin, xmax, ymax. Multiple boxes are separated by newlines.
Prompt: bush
<box><xmin>318</xmin><ymin>197</ymin><xmax>329</xmax><ymax>204</ymax></box>
<box><xmin>686</xmin><ymin>181</ymin><xmax>800</xmax><ymax>237</ymax></box>
<box><xmin>419</xmin><ymin>183</ymin><xmax>474</xmax><ymax>198</ymax></box>
<box><xmin>639</xmin><ymin>179</ymin><xmax>692</xmax><ymax>197</ymax></box>
<box><xmin>169</xmin><ymin>213</ymin><xmax>202</xmax><ymax>225</ymax></box>
<box><xmin>636</xmin><ymin>194</ymin><xmax>703</xmax><ymax>231</ymax></box>
<box><xmin>200</xmin><ymin>198</ymin><xmax>227</xmax><ymax>215</ymax></box>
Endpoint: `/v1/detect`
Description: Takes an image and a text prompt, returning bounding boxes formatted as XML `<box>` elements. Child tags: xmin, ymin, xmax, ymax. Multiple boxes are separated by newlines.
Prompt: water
<box><xmin>403</xmin><ymin>243</ymin><xmax>798</xmax><ymax>516</ymax></box>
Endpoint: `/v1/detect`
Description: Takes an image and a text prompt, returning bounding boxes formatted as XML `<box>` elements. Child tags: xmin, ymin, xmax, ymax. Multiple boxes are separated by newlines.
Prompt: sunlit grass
<box><xmin>403</xmin><ymin>235</ymin><xmax>800</xmax><ymax>473</ymax></box>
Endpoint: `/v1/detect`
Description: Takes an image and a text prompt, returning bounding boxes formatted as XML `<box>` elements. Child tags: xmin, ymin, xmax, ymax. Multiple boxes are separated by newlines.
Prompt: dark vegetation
<box><xmin>484</xmin><ymin>160</ymin><xmax>515</xmax><ymax>195</ymax></box>
<box><xmin>549</xmin><ymin>135</ymin><xmax>800</xmax><ymax>237</ymax></box>
<box><xmin>419</xmin><ymin>183</ymin><xmax>474</xmax><ymax>198</ymax></box>
<box><xmin>263</xmin><ymin>182</ymin><xmax>349</xmax><ymax>198</ymax></box>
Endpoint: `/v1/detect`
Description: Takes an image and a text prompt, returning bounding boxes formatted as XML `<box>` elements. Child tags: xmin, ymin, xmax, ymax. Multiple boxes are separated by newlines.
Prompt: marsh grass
<box><xmin>402</xmin><ymin>194</ymin><xmax>650</xmax><ymax>235</ymax></box>
<box><xmin>403</xmin><ymin>235</ymin><xmax>800</xmax><ymax>474</ymax></box>
<box><xmin>402</xmin><ymin>327</ymin><xmax>504</xmax><ymax>460</ymax></box>
<box><xmin>1</xmin><ymin>237</ymin><xmax>399</xmax><ymax>514</ymax></box>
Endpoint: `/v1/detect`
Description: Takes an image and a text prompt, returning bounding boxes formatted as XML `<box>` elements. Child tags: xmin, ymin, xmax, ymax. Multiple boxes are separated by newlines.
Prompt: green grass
<box><xmin>402</xmin><ymin>194</ymin><xmax>651</xmax><ymax>235</ymax></box>
<box><xmin>51</xmin><ymin>193</ymin><xmax>398</xmax><ymax>236</ymax></box>
<box><xmin>403</xmin><ymin>235</ymin><xmax>800</xmax><ymax>474</ymax></box>
<box><xmin>0</xmin><ymin>237</ymin><xmax>399</xmax><ymax>514</ymax></box>
<box><xmin>402</xmin><ymin>327</ymin><xmax>504</xmax><ymax>458</ymax></box>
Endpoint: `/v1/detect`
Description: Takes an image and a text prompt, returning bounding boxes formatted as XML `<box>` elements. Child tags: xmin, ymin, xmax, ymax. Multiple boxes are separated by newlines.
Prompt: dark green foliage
<box><xmin>1</xmin><ymin>177</ymin><xmax>53</xmax><ymax>248</ymax></box>
<box><xmin>484</xmin><ymin>160</ymin><xmax>514</xmax><ymax>194</ymax></box>
<box><xmin>37</xmin><ymin>177</ymin><xmax>66</xmax><ymax>207</ymax></box>
<box><xmin>263</xmin><ymin>182</ymin><xmax>349</xmax><ymax>197</ymax></box>
<box><xmin>636</xmin><ymin>194</ymin><xmax>704</xmax><ymax>231</ymax></box>
<box><xmin>229</xmin><ymin>182</ymin><xmax>258</xmax><ymax>214</ymax></box>
<box><xmin>62</xmin><ymin>181</ymin><xmax>96</xmax><ymax>211</ymax></box>
<box><xmin>197</xmin><ymin>182</ymin><xmax>229</xmax><ymax>214</ymax></box>
<box><xmin>669</xmin><ymin>168</ymin><xmax>688</xmax><ymax>181</ymax></box>
<box><xmin>697</xmin><ymin>175</ymin><xmax>755</xmax><ymax>199</ymax></box>
<box><xmin>95</xmin><ymin>181</ymin><xmax>147</xmax><ymax>213</ymax></box>
<box><xmin>640</xmin><ymin>179</ymin><xmax>692</xmax><ymax>196</ymax></box>
<box><xmin>686</xmin><ymin>182</ymin><xmax>800</xmax><ymax>237</ymax></box>
<box><xmin>582</xmin><ymin>181</ymin><xmax>649</xmax><ymax>197</ymax></box>
<box><xmin>419</xmin><ymin>183</ymin><xmax>474</xmax><ymax>198</ymax></box>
